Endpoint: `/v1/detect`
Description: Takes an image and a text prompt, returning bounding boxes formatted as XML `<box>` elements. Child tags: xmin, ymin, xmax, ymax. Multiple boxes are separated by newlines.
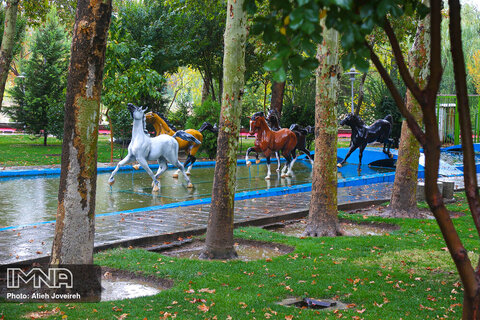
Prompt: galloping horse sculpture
<box><xmin>245</xmin><ymin>112</ymin><xmax>297</xmax><ymax>180</ymax></box>
<box><xmin>108</xmin><ymin>103</ymin><xmax>194</xmax><ymax>192</ymax></box>
<box><xmin>145</xmin><ymin>112</ymin><xmax>217</xmax><ymax>177</ymax></box>
<box><xmin>337</xmin><ymin>113</ymin><xmax>393</xmax><ymax>169</ymax></box>
<box><xmin>266</xmin><ymin>109</ymin><xmax>315</xmax><ymax>166</ymax></box>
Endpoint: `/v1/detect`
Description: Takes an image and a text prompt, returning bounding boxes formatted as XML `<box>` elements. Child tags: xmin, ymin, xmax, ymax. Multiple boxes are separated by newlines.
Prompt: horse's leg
<box><xmin>265</xmin><ymin>157</ymin><xmax>272</xmax><ymax>180</ymax></box>
<box><xmin>183</xmin><ymin>154</ymin><xmax>197</xmax><ymax>175</ymax></box>
<box><xmin>154</xmin><ymin>159</ymin><xmax>168</xmax><ymax>180</ymax></box>
<box><xmin>357</xmin><ymin>145</ymin><xmax>366</xmax><ymax>171</ymax></box>
<box><xmin>286</xmin><ymin>149</ymin><xmax>297</xmax><ymax>173</ymax></box>
<box><xmin>108</xmin><ymin>153</ymin><xmax>134</xmax><ymax>185</ymax></box>
<box><xmin>174</xmin><ymin>160</ymin><xmax>193</xmax><ymax>188</ymax></box>
<box><xmin>282</xmin><ymin>152</ymin><xmax>294</xmax><ymax>177</ymax></box>
<box><xmin>136</xmin><ymin>157</ymin><xmax>161</xmax><ymax>192</ymax></box>
<box><xmin>337</xmin><ymin>144</ymin><xmax>358</xmax><ymax>168</ymax></box>
<box><xmin>383</xmin><ymin>139</ymin><xmax>393</xmax><ymax>159</ymax></box>
<box><xmin>245</xmin><ymin>147</ymin><xmax>257</xmax><ymax>167</ymax></box>
<box><xmin>276</xmin><ymin>151</ymin><xmax>281</xmax><ymax>172</ymax></box>
<box><xmin>300</xmin><ymin>147</ymin><xmax>314</xmax><ymax>165</ymax></box>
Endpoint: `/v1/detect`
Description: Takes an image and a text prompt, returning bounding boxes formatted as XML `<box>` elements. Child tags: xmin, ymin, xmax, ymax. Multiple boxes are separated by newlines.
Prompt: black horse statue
<box><xmin>337</xmin><ymin>113</ymin><xmax>393</xmax><ymax>168</ymax></box>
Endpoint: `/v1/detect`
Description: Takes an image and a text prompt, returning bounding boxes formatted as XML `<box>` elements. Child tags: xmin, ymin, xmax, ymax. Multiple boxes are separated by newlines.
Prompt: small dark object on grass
<box><xmin>295</xmin><ymin>298</ymin><xmax>336</xmax><ymax>309</ymax></box>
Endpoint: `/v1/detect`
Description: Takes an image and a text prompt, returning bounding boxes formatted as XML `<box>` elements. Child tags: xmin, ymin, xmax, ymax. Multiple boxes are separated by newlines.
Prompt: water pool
<box><xmin>0</xmin><ymin>161</ymin><xmax>393</xmax><ymax>227</ymax></box>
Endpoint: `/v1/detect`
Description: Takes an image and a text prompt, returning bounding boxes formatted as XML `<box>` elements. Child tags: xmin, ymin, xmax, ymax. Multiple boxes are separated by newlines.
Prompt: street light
<box><xmin>345</xmin><ymin>67</ymin><xmax>360</xmax><ymax>113</ymax></box>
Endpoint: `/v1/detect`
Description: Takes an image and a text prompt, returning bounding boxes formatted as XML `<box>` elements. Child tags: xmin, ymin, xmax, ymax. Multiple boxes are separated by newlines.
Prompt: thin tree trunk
<box><xmin>43</xmin><ymin>131</ymin><xmax>48</xmax><ymax>146</ymax></box>
<box><xmin>366</xmin><ymin>1</ymin><xmax>480</xmax><ymax>318</ymax></box>
<box><xmin>448</xmin><ymin>0</ymin><xmax>480</xmax><ymax>316</ymax></box>
<box><xmin>388</xmin><ymin>9</ymin><xmax>427</xmax><ymax>217</ymax></box>
<box><xmin>354</xmin><ymin>72</ymin><xmax>367</xmax><ymax>116</ymax></box>
<box><xmin>50</xmin><ymin>0</ymin><xmax>112</xmax><ymax>265</ymax></box>
<box><xmin>200</xmin><ymin>0</ymin><xmax>246</xmax><ymax>259</ymax></box>
<box><xmin>304</xmin><ymin>24</ymin><xmax>340</xmax><ymax>237</ymax></box>
<box><xmin>0</xmin><ymin>0</ymin><xmax>19</xmax><ymax>111</ymax></box>
<box><xmin>270</xmin><ymin>81</ymin><xmax>285</xmax><ymax>117</ymax></box>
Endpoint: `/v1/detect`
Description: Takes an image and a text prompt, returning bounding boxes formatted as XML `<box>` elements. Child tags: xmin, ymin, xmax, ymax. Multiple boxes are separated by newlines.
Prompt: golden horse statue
<box><xmin>144</xmin><ymin>112</ymin><xmax>217</xmax><ymax>177</ymax></box>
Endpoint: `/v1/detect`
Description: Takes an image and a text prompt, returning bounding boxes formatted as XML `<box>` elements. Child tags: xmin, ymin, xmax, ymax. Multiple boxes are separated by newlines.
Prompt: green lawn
<box><xmin>0</xmin><ymin>135</ymin><xmax>126</xmax><ymax>167</ymax></box>
<box><xmin>0</xmin><ymin>194</ymin><xmax>474</xmax><ymax>319</ymax></box>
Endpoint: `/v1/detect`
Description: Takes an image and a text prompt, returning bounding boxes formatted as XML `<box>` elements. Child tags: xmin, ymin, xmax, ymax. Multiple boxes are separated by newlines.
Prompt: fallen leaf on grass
<box><xmin>23</xmin><ymin>308</ymin><xmax>60</xmax><ymax>319</ymax></box>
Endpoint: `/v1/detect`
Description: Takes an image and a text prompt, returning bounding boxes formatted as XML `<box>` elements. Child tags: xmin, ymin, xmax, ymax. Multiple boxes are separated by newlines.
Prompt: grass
<box><xmin>0</xmin><ymin>135</ymin><xmax>127</xmax><ymax>167</ymax></box>
<box><xmin>0</xmin><ymin>193</ymin><xmax>475</xmax><ymax>319</ymax></box>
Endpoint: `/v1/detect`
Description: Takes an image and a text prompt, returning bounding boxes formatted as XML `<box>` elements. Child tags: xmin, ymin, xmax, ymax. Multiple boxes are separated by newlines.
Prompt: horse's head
<box><xmin>266</xmin><ymin>109</ymin><xmax>280</xmax><ymax>130</ymax></box>
<box><xmin>339</xmin><ymin>113</ymin><xmax>364</xmax><ymax>127</ymax></box>
<box><xmin>127</xmin><ymin>103</ymin><xmax>147</xmax><ymax>120</ymax></box>
<box><xmin>249</xmin><ymin>111</ymin><xmax>265</xmax><ymax>135</ymax></box>
<box><xmin>145</xmin><ymin>111</ymin><xmax>156</xmax><ymax>124</ymax></box>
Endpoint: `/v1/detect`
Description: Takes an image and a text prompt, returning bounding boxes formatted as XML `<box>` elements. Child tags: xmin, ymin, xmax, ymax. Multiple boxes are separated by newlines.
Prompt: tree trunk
<box><xmin>388</xmin><ymin>11</ymin><xmax>428</xmax><ymax>217</ymax></box>
<box><xmin>304</xmin><ymin>24</ymin><xmax>340</xmax><ymax>237</ymax></box>
<box><xmin>448</xmin><ymin>0</ymin><xmax>480</xmax><ymax>317</ymax></box>
<box><xmin>43</xmin><ymin>131</ymin><xmax>48</xmax><ymax>146</ymax></box>
<box><xmin>200</xmin><ymin>0</ymin><xmax>246</xmax><ymax>260</ymax></box>
<box><xmin>50</xmin><ymin>0</ymin><xmax>112</xmax><ymax>265</ymax></box>
<box><xmin>270</xmin><ymin>81</ymin><xmax>285</xmax><ymax>117</ymax></box>
<box><xmin>0</xmin><ymin>0</ymin><xmax>19</xmax><ymax>112</ymax></box>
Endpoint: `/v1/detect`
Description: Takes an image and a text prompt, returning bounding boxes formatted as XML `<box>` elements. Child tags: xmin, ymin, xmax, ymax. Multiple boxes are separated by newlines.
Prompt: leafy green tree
<box><xmin>5</xmin><ymin>8</ymin><xmax>69</xmax><ymax>145</ymax></box>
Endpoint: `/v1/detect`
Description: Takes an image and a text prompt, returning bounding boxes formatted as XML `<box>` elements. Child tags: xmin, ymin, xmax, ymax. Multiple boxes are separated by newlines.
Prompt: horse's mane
<box><xmin>251</xmin><ymin>111</ymin><xmax>265</xmax><ymax>120</ymax></box>
<box><xmin>157</xmin><ymin>113</ymin><xmax>177</xmax><ymax>131</ymax></box>
<box><xmin>266</xmin><ymin>109</ymin><xmax>281</xmax><ymax>130</ymax></box>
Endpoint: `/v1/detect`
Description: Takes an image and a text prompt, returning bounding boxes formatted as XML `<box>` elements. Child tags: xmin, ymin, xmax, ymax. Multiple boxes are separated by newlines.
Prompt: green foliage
<box><xmin>4</xmin><ymin>8</ymin><xmax>69</xmax><ymax>143</ymax></box>
<box><xmin>440</xmin><ymin>3</ymin><xmax>480</xmax><ymax>94</ymax></box>
<box><xmin>168</xmin><ymin>99</ymin><xmax>192</xmax><ymax>130</ymax></box>
<box><xmin>245</xmin><ymin>0</ymin><xmax>427</xmax><ymax>80</ymax></box>
<box><xmin>185</xmin><ymin>98</ymin><xmax>221</xmax><ymax>159</ymax></box>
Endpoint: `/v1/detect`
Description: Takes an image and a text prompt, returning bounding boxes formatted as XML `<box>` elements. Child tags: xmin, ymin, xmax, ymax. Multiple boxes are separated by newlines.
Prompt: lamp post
<box><xmin>345</xmin><ymin>67</ymin><xmax>360</xmax><ymax>114</ymax></box>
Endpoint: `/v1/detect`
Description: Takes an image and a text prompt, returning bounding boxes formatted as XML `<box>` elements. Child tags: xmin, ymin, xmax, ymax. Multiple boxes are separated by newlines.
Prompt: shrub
<box><xmin>185</xmin><ymin>98</ymin><xmax>221</xmax><ymax>159</ymax></box>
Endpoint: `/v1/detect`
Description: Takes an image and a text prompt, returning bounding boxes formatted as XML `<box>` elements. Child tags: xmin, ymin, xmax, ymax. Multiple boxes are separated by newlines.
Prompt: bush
<box><xmin>185</xmin><ymin>98</ymin><xmax>221</xmax><ymax>159</ymax></box>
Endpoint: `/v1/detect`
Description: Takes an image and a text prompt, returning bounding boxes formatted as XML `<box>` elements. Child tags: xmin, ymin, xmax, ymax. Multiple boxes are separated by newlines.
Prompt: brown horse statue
<box><xmin>245</xmin><ymin>112</ymin><xmax>297</xmax><ymax>179</ymax></box>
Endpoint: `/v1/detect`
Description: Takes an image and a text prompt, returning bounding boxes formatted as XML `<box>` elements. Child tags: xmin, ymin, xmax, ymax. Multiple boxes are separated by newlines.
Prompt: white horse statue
<box><xmin>108</xmin><ymin>103</ymin><xmax>197</xmax><ymax>192</ymax></box>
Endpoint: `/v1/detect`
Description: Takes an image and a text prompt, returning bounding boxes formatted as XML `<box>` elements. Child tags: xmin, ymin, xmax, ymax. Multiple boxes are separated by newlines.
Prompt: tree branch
<box><xmin>383</xmin><ymin>18</ymin><xmax>425</xmax><ymax>105</ymax></box>
<box><xmin>366</xmin><ymin>41</ymin><xmax>427</xmax><ymax>146</ymax></box>
<box><xmin>426</xmin><ymin>0</ymin><xmax>443</xmax><ymax>99</ymax></box>
<box><xmin>448</xmin><ymin>0</ymin><xmax>480</xmax><ymax>241</ymax></box>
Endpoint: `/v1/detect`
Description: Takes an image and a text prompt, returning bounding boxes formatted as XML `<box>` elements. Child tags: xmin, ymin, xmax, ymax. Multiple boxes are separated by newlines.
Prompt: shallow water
<box><xmin>0</xmin><ymin>161</ymin><xmax>392</xmax><ymax>227</ymax></box>
<box><xmin>101</xmin><ymin>277</ymin><xmax>163</xmax><ymax>301</ymax></box>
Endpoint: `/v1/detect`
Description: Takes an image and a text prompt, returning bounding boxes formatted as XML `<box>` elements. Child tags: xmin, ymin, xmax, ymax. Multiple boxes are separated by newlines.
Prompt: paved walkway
<box><xmin>1</xmin><ymin>182</ymin><xmax>395</xmax><ymax>266</ymax></box>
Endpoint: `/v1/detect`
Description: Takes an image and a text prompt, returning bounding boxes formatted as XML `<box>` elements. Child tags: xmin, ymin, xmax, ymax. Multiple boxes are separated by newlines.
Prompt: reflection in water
<box><xmin>0</xmin><ymin>161</ymin><xmax>393</xmax><ymax>227</ymax></box>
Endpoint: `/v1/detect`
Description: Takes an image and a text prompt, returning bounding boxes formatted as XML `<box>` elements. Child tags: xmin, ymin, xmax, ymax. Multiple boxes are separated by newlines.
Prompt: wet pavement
<box><xmin>1</xmin><ymin>182</ymin><xmax>395</xmax><ymax>265</ymax></box>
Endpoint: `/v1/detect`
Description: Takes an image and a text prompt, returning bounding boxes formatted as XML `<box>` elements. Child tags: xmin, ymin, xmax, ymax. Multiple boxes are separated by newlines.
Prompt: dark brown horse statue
<box><xmin>245</xmin><ymin>112</ymin><xmax>297</xmax><ymax>179</ymax></box>
<box><xmin>337</xmin><ymin>113</ymin><xmax>393</xmax><ymax>169</ymax></box>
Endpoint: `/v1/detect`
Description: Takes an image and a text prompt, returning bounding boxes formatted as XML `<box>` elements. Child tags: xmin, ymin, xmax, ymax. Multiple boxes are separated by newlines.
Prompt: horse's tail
<box><xmin>173</xmin><ymin>130</ymin><xmax>202</xmax><ymax>144</ymax></box>
<box><xmin>384</xmin><ymin>114</ymin><xmax>393</xmax><ymax>125</ymax></box>
<box><xmin>199</xmin><ymin>121</ymin><xmax>219</xmax><ymax>134</ymax></box>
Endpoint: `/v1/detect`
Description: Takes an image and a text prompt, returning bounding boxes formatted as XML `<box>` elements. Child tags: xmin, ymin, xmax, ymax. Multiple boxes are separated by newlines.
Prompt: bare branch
<box><xmin>383</xmin><ymin>18</ymin><xmax>424</xmax><ymax>105</ymax></box>
<box><xmin>366</xmin><ymin>41</ymin><xmax>427</xmax><ymax>146</ymax></box>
